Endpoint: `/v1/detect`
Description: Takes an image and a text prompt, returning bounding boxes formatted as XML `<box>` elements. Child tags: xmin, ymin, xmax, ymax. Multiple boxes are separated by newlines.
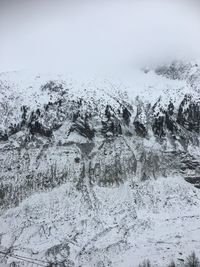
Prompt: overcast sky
<box><xmin>1</xmin><ymin>0</ymin><xmax>200</xmax><ymax>73</ymax></box>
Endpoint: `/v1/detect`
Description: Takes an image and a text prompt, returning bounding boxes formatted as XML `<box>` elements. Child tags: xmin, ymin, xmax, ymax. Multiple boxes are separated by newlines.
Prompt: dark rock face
<box><xmin>122</xmin><ymin>107</ymin><xmax>131</xmax><ymax>125</ymax></box>
<box><xmin>0</xmin><ymin>131</ymin><xmax>8</xmax><ymax>141</ymax></box>
<box><xmin>29</xmin><ymin>120</ymin><xmax>53</xmax><ymax>137</ymax></box>
<box><xmin>177</xmin><ymin>94</ymin><xmax>200</xmax><ymax>133</ymax></box>
<box><xmin>71</xmin><ymin>117</ymin><xmax>95</xmax><ymax>140</ymax></box>
<box><xmin>101</xmin><ymin>120</ymin><xmax>122</xmax><ymax>137</ymax></box>
<box><xmin>152</xmin><ymin>115</ymin><xmax>165</xmax><ymax>138</ymax></box>
<box><xmin>134</xmin><ymin>121</ymin><xmax>147</xmax><ymax>137</ymax></box>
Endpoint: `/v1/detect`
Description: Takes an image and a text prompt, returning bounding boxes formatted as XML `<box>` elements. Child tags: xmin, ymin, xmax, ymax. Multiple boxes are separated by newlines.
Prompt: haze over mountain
<box><xmin>0</xmin><ymin>1</ymin><xmax>200</xmax><ymax>267</ymax></box>
<box><xmin>1</xmin><ymin>0</ymin><xmax>200</xmax><ymax>72</ymax></box>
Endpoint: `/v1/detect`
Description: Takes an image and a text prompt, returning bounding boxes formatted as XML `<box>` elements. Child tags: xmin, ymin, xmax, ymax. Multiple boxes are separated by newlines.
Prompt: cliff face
<box><xmin>0</xmin><ymin>62</ymin><xmax>200</xmax><ymax>266</ymax></box>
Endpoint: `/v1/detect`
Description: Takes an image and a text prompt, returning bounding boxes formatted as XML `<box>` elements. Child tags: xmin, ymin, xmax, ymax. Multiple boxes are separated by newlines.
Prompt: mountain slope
<box><xmin>0</xmin><ymin>61</ymin><xmax>200</xmax><ymax>266</ymax></box>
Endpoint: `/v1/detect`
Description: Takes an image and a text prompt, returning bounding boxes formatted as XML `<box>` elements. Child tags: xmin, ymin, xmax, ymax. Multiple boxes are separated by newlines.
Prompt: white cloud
<box><xmin>1</xmin><ymin>0</ymin><xmax>200</xmax><ymax>72</ymax></box>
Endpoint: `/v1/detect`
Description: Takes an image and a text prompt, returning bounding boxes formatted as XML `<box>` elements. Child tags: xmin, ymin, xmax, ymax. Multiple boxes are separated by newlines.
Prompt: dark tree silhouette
<box><xmin>185</xmin><ymin>252</ymin><xmax>200</xmax><ymax>267</ymax></box>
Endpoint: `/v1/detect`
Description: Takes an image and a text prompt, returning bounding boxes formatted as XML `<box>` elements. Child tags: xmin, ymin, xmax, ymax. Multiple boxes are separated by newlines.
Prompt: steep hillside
<box><xmin>0</xmin><ymin>61</ymin><xmax>200</xmax><ymax>266</ymax></box>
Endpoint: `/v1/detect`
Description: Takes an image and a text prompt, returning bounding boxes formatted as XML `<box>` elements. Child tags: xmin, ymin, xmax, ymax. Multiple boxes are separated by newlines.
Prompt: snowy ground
<box><xmin>0</xmin><ymin>176</ymin><xmax>200</xmax><ymax>267</ymax></box>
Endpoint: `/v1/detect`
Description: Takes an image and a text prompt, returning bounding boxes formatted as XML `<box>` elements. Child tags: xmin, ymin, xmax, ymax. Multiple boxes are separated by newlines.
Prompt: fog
<box><xmin>1</xmin><ymin>0</ymin><xmax>200</xmax><ymax>73</ymax></box>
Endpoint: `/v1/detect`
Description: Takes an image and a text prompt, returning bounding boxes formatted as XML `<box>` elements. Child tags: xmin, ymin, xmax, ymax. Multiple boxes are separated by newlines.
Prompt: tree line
<box><xmin>138</xmin><ymin>251</ymin><xmax>200</xmax><ymax>267</ymax></box>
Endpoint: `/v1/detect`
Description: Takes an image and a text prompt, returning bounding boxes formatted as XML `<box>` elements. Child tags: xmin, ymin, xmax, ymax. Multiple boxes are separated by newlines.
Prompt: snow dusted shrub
<box><xmin>185</xmin><ymin>252</ymin><xmax>200</xmax><ymax>267</ymax></box>
<box><xmin>137</xmin><ymin>252</ymin><xmax>200</xmax><ymax>267</ymax></box>
<box><xmin>138</xmin><ymin>259</ymin><xmax>151</xmax><ymax>267</ymax></box>
<box><xmin>168</xmin><ymin>260</ymin><xmax>176</xmax><ymax>267</ymax></box>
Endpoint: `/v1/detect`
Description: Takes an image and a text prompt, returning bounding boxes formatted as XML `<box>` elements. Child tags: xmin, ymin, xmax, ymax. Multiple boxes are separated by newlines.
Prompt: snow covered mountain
<box><xmin>0</xmin><ymin>61</ymin><xmax>200</xmax><ymax>267</ymax></box>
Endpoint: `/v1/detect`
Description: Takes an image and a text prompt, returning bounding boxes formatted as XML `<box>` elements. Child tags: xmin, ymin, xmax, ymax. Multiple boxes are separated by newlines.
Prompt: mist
<box><xmin>1</xmin><ymin>0</ymin><xmax>200</xmax><ymax>73</ymax></box>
